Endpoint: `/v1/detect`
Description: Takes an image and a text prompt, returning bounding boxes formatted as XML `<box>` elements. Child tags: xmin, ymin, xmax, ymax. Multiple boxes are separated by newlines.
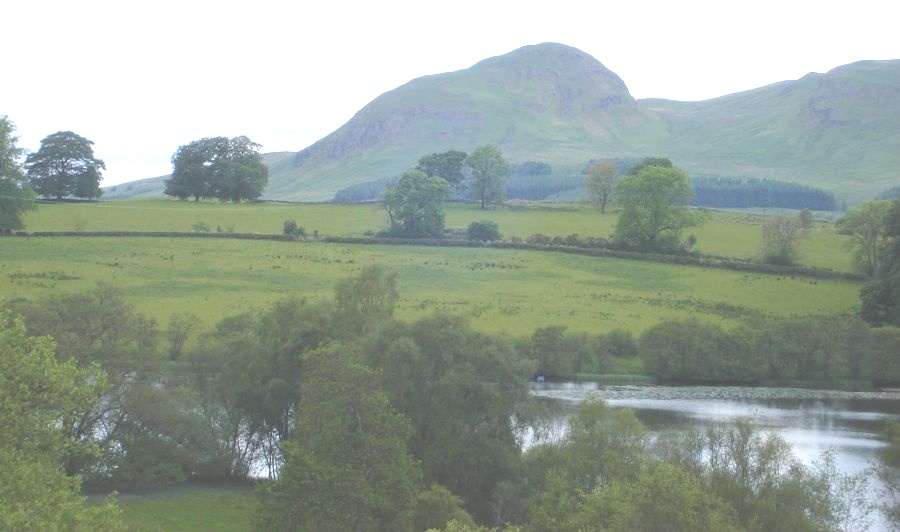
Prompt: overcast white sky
<box><xmin>4</xmin><ymin>0</ymin><xmax>898</xmax><ymax>186</ymax></box>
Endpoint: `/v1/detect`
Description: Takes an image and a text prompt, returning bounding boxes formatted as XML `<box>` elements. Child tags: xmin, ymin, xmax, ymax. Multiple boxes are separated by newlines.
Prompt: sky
<box><xmin>4</xmin><ymin>0</ymin><xmax>898</xmax><ymax>187</ymax></box>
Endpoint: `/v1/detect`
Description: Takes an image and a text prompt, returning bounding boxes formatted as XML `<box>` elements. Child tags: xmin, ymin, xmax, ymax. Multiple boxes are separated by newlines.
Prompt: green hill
<box><xmin>105</xmin><ymin>44</ymin><xmax>900</xmax><ymax>204</ymax></box>
<box><xmin>643</xmin><ymin>60</ymin><xmax>900</xmax><ymax>202</ymax></box>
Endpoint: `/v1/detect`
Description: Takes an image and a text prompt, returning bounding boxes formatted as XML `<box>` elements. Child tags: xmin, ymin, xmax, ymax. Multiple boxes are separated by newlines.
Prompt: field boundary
<box><xmin>9</xmin><ymin>231</ymin><xmax>866</xmax><ymax>282</ymax></box>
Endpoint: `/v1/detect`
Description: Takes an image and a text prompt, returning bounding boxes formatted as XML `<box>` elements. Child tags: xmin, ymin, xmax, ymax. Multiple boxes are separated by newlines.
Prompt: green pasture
<box><xmin>1</xmin><ymin>236</ymin><xmax>861</xmax><ymax>338</ymax></box>
<box><xmin>20</xmin><ymin>200</ymin><xmax>854</xmax><ymax>271</ymax></box>
<box><xmin>114</xmin><ymin>485</ymin><xmax>255</xmax><ymax>531</ymax></box>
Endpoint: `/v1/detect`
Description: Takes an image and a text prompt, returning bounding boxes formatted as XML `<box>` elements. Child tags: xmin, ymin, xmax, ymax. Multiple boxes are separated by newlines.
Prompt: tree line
<box><xmin>3</xmin><ymin>266</ymin><xmax>897</xmax><ymax>529</ymax></box>
<box><xmin>690</xmin><ymin>176</ymin><xmax>836</xmax><ymax>210</ymax></box>
<box><xmin>0</xmin><ymin>115</ymin><xmax>271</xmax><ymax>235</ymax></box>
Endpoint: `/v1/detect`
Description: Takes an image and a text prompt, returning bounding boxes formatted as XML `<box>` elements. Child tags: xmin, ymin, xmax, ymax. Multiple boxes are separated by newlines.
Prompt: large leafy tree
<box><xmin>837</xmin><ymin>200</ymin><xmax>894</xmax><ymax>276</ymax></box>
<box><xmin>417</xmin><ymin>150</ymin><xmax>468</xmax><ymax>187</ymax></box>
<box><xmin>465</xmin><ymin>144</ymin><xmax>509</xmax><ymax>209</ymax></box>
<box><xmin>0</xmin><ymin>116</ymin><xmax>35</xmax><ymax>230</ymax></box>
<box><xmin>860</xmin><ymin>199</ymin><xmax>900</xmax><ymax>326</ymax></box>
<box><xmin>256</xmin><ymin>344</ymin><xmax>420</xmax><ymax>531</ymax></box>
<box><xmin>25</xmin><ymin>131</ymin><xmax>105</xmax><ymax>200</ymax></box>
<box><xmin>612</xmin><ymin>162</ymin><xmax>699</xmax><ymax>251</ymax></box>
<box><xmin>383</xmin><ymin>170</ymin><xmax>451</xmax><ymax>238</ymax></box>
<box><xmin>0</xmin><ymin>313</ymin><xmax>121</xmax><ymax>529</ymax></box>
<box><xmin>364</xmin><ymin>313</ymin><xmax>532</xmax><ymax>522</ymax></box>
<box><xmin>165</xmin><ymin>136</ymin><xmax>268</xmax><ymax>202</ymax></box>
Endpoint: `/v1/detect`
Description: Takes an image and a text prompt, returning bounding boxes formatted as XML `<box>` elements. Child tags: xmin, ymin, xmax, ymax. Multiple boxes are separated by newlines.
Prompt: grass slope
<box><xmin>113</xmin><ymin>485</ymin><xmax>255</xmax><ymax>531</ymax></box>
<box><xmin>1</xmin><ymin>235</ymin><xmax>860</xmax><ymax>338</ymax></box>
<box><xmin>20</xmin><ymin>200</ymin><xmax>855</xmax><ymax>271</ymax></box>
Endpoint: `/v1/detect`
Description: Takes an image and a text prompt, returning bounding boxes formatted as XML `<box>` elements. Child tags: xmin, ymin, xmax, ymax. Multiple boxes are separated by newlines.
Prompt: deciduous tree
<box><xmin>256</xmin><ymin>344</ymin><xmax>420</xmax><ymax>531</ymax></box>
<box><xmin>585</xmin><ymin>159</ymin><xmax>619</xmax><ymax>213</ymax></box>
<box><xmin>465</xmin><ymin>144</ymin><xmax>509</xmax><ymax>209</ymax></box>
<box><xmin>25</xmin><ymin>131</ymin><xmax>105</xmax><ymax>200</ymax></box>
<box><xmin>382</xmin><ymin>170</ymin><xmax>451</xmax><ymax>238</ymax></box>
<box><xmin>0</xmin><ymin>116</ymin><xmax>35</xmax><ymax>230</ymax></box>
<box><xmin>0</xmin><ymin>313</ymin><xmax>121</xmax><ymax>529</ymax></box>
<box><xmin>165</xmin><ymin>136</ymin><xmax>268</xmax><ymax>202</ymax></box>
<box><xmin>759</xmin><ymin>215</ymin><xmax>801</xmax><ymax>266</ymax></box>
<box><xmin>417</xmin><ymin>150</ymin><xmax>468</xmax><ymax>187</ymax></box>
<box><xmin>612</xmin><ymin>163</ymin><xmax>699</xmax><ymax>251</ymax></box>
<box><xmin>837</xmin><ymin>200</ymin><xmax>893</xmax><ymax>276</ymax></box>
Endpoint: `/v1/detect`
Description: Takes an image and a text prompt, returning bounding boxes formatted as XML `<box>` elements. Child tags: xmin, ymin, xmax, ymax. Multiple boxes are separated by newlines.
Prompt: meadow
<box><xmin>112</xmin><ymin>485</ymin><xmax>255</xmax><ymax>531</ymax></box>
<box><xmin>20</xmin><ymin>199</ymin><xmax>854</xmax><ymax>271</ymax></box>
<box><xmin>1</xmin><ymin>235</ymin><xmax>860</xmax><ymax>338</ymax></box>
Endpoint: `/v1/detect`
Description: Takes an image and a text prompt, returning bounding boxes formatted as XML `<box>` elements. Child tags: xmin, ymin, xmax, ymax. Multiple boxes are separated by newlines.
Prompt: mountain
<box><xmin>266</xmin><ymin>43</ymin><xmax>669</xmax><ymax>201</ymax></box>
<box><xmin>106</xmin><ymin>44</ymin><xmax>900</xmax><ymax>204</ymax></box>
<box><xmin>643</xmin><ymin>59</ymin><xmax>900</xmax><ymax>201</ymax></box>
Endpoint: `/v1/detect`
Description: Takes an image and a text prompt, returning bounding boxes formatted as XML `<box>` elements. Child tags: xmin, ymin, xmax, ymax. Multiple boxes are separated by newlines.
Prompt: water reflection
<box><xmin>529</xmin><ymin>382</ymin><xmax>900</xmax><ymax>530</ymax></box>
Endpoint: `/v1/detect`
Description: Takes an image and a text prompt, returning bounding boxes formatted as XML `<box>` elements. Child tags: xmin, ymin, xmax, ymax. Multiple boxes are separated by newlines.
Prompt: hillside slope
<box><xmin>105</xmin><ymin>45</ymin><xmax>900</xmax><ymax>204</ymax></box>
<box><xmin>644</xmin><ymin>59</ymin><xmax>900</xmax><ymax>201</ymax></box>
<box><xmin>266</xmin><ymin>43</ymin><xmax>667</xmax><ymax>200</ymax></box>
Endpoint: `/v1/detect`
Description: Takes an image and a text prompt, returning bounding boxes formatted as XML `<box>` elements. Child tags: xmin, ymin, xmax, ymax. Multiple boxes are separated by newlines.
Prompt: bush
<box><xmin>527</xmin><ymin>233</ymin><xmax>552</xmax><ymax>245</ymax></box>
<box><xmin>191</xmin><ymin>221</ymin><xmax>210</xmax><ymax>233</ymax></box>
<box><xmin>467</xmin><ymin>220</ymin><xmax>501</xmax><ymax>241</ymax></box>
<box><xmin>283</xmin><ymin>219</ymin><xmax>305</xmax><ymax>236</ymax></box>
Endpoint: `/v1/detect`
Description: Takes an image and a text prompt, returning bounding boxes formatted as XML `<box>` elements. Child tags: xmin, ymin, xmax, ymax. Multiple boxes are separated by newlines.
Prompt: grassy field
<box><xmin>112</xmin><ymin>485</ymin><xmax>255</xmax><ymax>531</ymax></box>
<box><xmin>1</xmin><ymin>235</ymin><xmax>861</xmax><ymax>338</ymax></box>
<box><xmin>20</xmin><ymin>200</ymin><xmax>855</xmax><ymax>271</ymax></box>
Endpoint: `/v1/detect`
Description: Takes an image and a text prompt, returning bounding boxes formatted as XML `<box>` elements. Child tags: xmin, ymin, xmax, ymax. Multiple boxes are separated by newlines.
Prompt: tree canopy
<box><xmin>465</xmin><ymin>144</ymin><xmax>509</xmax><ymax>209</ymax></box>
<box><xmin>165</xmin><ymin>136</ymin><xmax>268</xmax><ymax>202</ymax></box>
<box><xmin>860</xmin><ymin>199</ymin><xmax>900</xmax><ymax>326</ymax></box>
<box><xmin>416</xmin><ymin>150</ymin><xmax>468</xmax><ymax>187</ymax></box>
<box><xmin>0</xmin><ymin>116</ymin><xmax>35</xmax><ymax>231</ymax></box>
<box><xmin>837</xmin><ymin>200</ymin><xmax>894</xmax><ymax>276</ymax></box>
<box><xmin>0</xmin><ymin>313</ymin><xmax>121</xmax><ymax>529</ymax></box>
<box><xmin>256</xmin><ymin>344</ymin><xmax>420</xmax><ymax>531</ymax></box>
<box><xmin>383</xmin><ymin>170</ymin><xmax>451</xmax><ymax>238</ymax></box>
<box><xmin>585</xmin><ymin>159</ymin><xmax>619</xmax><ymax>213</ymax></box>
<box><xmin>612</xmin><ymin>162</ymin><xmax>699</xmax><ymax>251</ymax></box>
<box><xmin>25</xmin><ymin>131</ymin><xmax>105</xmax><ymax>200</ymax></box>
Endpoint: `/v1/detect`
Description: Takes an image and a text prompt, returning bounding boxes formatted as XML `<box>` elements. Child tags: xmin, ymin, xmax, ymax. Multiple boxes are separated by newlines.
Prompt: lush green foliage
<box><xmin>382</xmin><ymin>170</ymin><xmax>451</xmax><ymax>237</ymax></box>
<box><xmin>466</xmin><ymin>144</ymin><xmax>509</xmax><ymax>209</ymax></box>
<box><xmin>25</xmin><ymin>131</ymin><xmax>104</xmax><ymax>199</ymax></box>
<box><xmin>165</xmin><ymin>136</ymin><xmax>268</xmax><ymax>202</ymax></box>
<box><xmin>0</xmin><ymin>116</ymin><xmax>36</xmax><ymax>231</ymax></box>
<box><xmin>466</xmin><ymin>220</ymin><xmax>500</xmax><ymax>241</ymax></box>
<box><xmin>638</xmin><ymin>314</ymin><xmax>896</xmax><ymax>384</ymax></box>
<box><xmin>364</xmin><ymin>313</ymin><xmax>532</xmax><ymax>521</ymax></box>
<box><xmin>860</xmin><ymin>199</ymin><xmax>900</xmax><ymax>325</ymax></box>
<box><xmin>257</xmin><ymin>345</ymin><xmax>420</xmax><ymax>531</ymax></box>
<box><xmin>0</xmin><ymin>314</ymin><xmax>121</xmax><ymax>529</ymax></box>
<box><xmin>613</xmin><ymin>163</ymin><xmax>700</xmax><ymax>251</ymax></box>
<box><xmin>417</xmin><ymin>150</ymin><xmax>468</xmax><ymax>187</ymax></box>
<box><xmin>837</xmin><ymin>200</ymin><xmax>894</xmax><ymax>275</ymax></box>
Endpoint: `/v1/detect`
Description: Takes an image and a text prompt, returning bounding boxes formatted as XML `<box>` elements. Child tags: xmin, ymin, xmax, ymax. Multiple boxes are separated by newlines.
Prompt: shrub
<box><xmin>282</xmin><ymin>219</ymin><xmax>305</xmax><ymax>236</ymax></box>
<box><xmin>191</xmin><ymin>221</ymin><xmax>210</xmax><ymax>233</ymax></box>
<box><xmin>527</xmin><ymin>233</ymin><xmax>552</xmax><ymax>245</ymax></box>
<box><xmin>467</xmin><ymin>220</ymin><xmax>501</xmax><ymax>241</ymax></box>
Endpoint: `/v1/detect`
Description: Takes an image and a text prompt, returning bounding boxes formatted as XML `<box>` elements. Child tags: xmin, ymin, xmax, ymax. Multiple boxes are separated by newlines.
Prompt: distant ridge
<box><xmin>106</xmin><ymin>45</ymin><xmax>900</xmax><ymax>204</ymax></box>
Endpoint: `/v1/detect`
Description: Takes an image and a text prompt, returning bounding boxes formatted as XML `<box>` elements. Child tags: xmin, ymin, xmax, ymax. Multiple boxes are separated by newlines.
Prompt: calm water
<box><xmin>530</xmin><ymin>382</ymin><xmax>900</xmax><ymax>530</ymax></box>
